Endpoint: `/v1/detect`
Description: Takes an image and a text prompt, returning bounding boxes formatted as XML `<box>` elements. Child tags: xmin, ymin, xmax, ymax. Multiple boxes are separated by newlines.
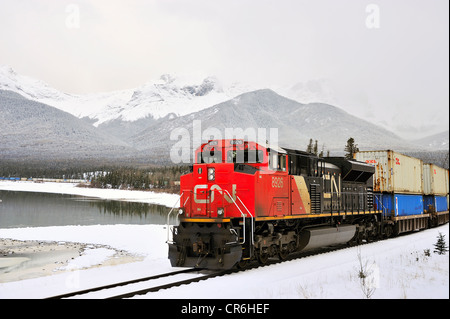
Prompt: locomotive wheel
<box><xmin>278</xmin><ymin>248</ymin><xmax>289</xmax><ymax>260</ymax></box>
<box><xmin>355</xmin><ymin>232</ymin><xmax>363</xmax><ymax>245</ymax></box>
<box><xmin>236</xmin><ymin>259</ymin><xmax>249</xmax><ymax>269</ymax></box>
<box><xmin>258</xmin><ymin>252</ymin><xmax>269</xmax><ymax>265</ymax></box>
<box><xmin>364</xmin><ymin>230</ymin><xmax>370</xmax><ymax>243</ymax></box>
<box><xmin>384</xmin><ymin>224</ymin><xmax>393</xmax><ymax>238</ymax></box>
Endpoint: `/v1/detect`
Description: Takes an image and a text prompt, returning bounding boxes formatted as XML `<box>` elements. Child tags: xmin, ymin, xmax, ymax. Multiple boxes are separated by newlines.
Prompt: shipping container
<box><xmin>446</xmin><ymin>169</ymin><xmax>449</xmax><ymax>194</ymax></box>
<box><xmin>423</xmin><ymin>164</ymin><xmax>449</xmax><ymax>196</ymax></box>
<box><xmin>424</xmin><ymin>195</ymin><xmax>448</xmax><ymax>212</ymax></box>
<box><xmin>435</xmin><ymin>196</ymin><xmax>448</xmax><ymax>212</ymax></box>
<box><xmin>354</xmin><ymin>150</ymin><xmax>423</xmax><ymax>194</ymax></box>
<box><xmin>373</xmin><ymin>193</ymin><xmax>423</xmax><ymax>217</ymax></box>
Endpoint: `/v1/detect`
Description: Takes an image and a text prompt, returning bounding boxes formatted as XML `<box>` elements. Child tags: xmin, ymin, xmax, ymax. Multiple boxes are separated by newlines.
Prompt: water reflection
<box><xmin>0</xmin><ymin>190</ymin><xmax>176</xmax><ymax>228</ymax></box>
<box><xmin>88</xmin><ymin>198</ymin><xmax>172</xmax><ymax>221</ymax></box>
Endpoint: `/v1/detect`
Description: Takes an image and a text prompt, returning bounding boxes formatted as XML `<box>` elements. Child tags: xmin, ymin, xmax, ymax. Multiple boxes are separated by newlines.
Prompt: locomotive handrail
<box><xmin>223</xmin><ymin>189</ymin><xmax>253</xmax><ymax>246</ymax></box>
<box><xmin>218</xmin><ymin>188</ymin><xmax>245</xmax><ymax>244</ymax></box>
<box><xmin>204</xmin><ymin>187</ymin><xmax>246</xmax><ymax>245</ymax></box>
<box><xmin>373</xmin><ymin>194</ymin><xmax>388</xmax><ymax>218</ymax></box>
<box><xmin>166</xmin><ymin>192</ymin><xmax>185</xmax><ymax>244</ymax></box>
<box><xmin>235</xmin><ymin>195</ymin><xmax>254</xmax><ymax>245</ymax></box>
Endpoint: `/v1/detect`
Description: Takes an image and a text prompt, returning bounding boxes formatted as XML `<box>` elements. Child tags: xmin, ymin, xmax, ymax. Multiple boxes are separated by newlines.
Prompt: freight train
<box><xmin>167</xmin><ymin>139</ymin><xmax>449</xmax><ymax>269</ymax></box>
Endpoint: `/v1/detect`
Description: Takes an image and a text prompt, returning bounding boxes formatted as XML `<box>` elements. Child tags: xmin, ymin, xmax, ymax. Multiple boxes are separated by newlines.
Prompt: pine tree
<box><xmin>433</xmin><ymin>232</ymin><xmax>448</xmax><ymax>255</ymax></box>
<box><xmin>319</xmin><ymin>143</ymin><xmax>326</xmax><ymax>158</ymax></box>
<box><xmin>344</xmin><ymin>137</ymin><xmax>359</xmax><ymax>159</ymax></box>
<box><xmin>306</xmin><ymin>138</ymin><xmax>314</xmax><ymax>153</ymax></box>
<box><xmin>313</xmin><ymin>140</ymin><xmax>318</xmax><ymax>156</ymax></box>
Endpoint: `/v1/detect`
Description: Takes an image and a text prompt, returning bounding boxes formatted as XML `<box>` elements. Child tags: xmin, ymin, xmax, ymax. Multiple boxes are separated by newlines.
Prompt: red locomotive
<box><xmin>168</xmin><ymin>139</ymin><xmax>380</xmax><ymax>269</ymax></box>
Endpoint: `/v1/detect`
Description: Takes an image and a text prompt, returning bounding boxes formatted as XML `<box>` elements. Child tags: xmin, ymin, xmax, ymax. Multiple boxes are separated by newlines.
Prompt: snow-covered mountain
<box><xmin>129</xmin><ymin>89</ymin><xmax>417</xmax><ymax>160</ymax></box>
<box><xmin>412</xmin><ymin>130</ymin><xmax>449</xmax><ymax>151</ymax></box>
<box><xmin>0</xmin><ymin>66</ymin><xmax>133</xmax><ymax>124</ymax></box>
<box><xmin>1</xmin><ymin>66</ymin><xmax>447</xmax><ymax>164</ymax></box>
<box><xmin>0</xmin><ymin>66</ymin><xmax>73</xmax><ymax>101</ymax></box>
<box><xmin>273</xmin><ymin>79</ymin><xmax>339</xmax><ymax>106</ymax></box>
<box><xmin>114</xmin><ymin>75</ymin><xmax>255</xmax><ymax>124</ymax></box>
<box><xmin>0</xmin><ymin>90</ymin><xmax>134</xmax><ymax>161</ymax></box>
<box><xmin>0</xmin><ymin>66</ymin><xmax>252</xmax><ymax>127</ymax></box>
<box><xmin>0</xmin><ymin>66</ymin><xmax>342</xmax><ymax>128</ymax></box>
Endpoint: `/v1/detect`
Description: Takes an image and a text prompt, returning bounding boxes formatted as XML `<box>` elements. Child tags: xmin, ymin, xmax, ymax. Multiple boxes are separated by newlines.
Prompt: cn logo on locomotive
<box><xmin>193</xmin><ymin>184</ymin><xmax>237</xmax><ymax>204</ymax></box>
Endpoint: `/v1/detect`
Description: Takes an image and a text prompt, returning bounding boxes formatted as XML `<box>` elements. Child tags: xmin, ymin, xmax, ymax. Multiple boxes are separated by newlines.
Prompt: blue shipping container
<box><xmin>436</xmin><ymin>196</ymin><xmax>448</xmax><ymax>212</ymax></box>
<box><xmin>374</xmin><ymin>193</ymin><xmax>423</xmax><ymax>217</ymax></box>
<box><xmin>424</xmin><ymin>195</ymin><xmax>448</xmax><ymax>212</ymax></box>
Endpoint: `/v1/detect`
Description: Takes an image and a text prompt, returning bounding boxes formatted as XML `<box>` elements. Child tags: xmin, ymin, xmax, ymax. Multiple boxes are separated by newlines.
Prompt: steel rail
<box><xmin>45</xmin><ymin>268</ymin><xmax>198</xmax><ymax>299</ymax></box>
<box><xmin>106</xmin><ymin>269</ymin><xmax>233</xmax><ymax>299</ymax></box>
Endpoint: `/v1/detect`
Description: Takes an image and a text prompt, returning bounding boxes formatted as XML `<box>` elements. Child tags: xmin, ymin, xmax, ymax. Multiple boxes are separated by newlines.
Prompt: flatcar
<box><xmin>356</xmin><ymin>150</ymin><xmax>449</xmax><ymax>235</ymax></box>
<box><xmin>168</xmin><ymin>139</ymin><xmax>394</xmax><ymax>269</ymax></box>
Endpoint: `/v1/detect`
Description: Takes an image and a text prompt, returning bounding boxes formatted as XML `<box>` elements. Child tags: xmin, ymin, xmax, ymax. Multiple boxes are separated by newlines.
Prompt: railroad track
<box><xmin>106</xmin><ymin>269</ymin><xmax>234</xmax><ymax>299</ymax></box>
<box><xmin>45</xmin><ymin>268</ymin><xmax>213</xmax><ymax>299</ymax></box>
<box><xmin>46</xmin><ymin>239</ymin><xmax>375</xmax><ymax>299</ymax></box>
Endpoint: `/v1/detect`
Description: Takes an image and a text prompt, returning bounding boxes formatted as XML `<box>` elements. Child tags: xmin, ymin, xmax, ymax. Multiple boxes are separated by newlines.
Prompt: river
<box><xmin>0</xmin><ymin>189</ymin><xmax>174</xmax><ymax>228</ymax></box>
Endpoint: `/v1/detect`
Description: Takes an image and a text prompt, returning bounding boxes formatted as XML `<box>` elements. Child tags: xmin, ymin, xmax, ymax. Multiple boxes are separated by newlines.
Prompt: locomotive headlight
<box><xmin>217</xmin><ymin>207</ymin><xmax>224</xmax><ymax>217</ymax></box>
<box><xmin>207</xmin><ymin>167</ymin><xmax>215</xmax><ymax>181</ymax></box>
<box><xmin>178</xmin><ymin>208</ymin><xmax>185</xmax><ymax>216</ymax></box>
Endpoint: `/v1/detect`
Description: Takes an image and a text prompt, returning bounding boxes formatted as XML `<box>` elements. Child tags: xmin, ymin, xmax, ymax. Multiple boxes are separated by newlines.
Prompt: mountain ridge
<box><xmin>0</xmin><ymin>66</ymin><xmax>252</xmax><ymax>127</ymax></box>
<box><xmin>127</xmin><ymin>89</ymin><xmax>419</xmax><ymax>159</ymax></box>
<box><xmin>0</xmin><ymin>90</ymin><xmax>134</xmax><ymax>161</ymax></box>
<box><xmin>1</xmin><ymin>67</ymin><xmax>448</xmax><ymax>165</ymax></box>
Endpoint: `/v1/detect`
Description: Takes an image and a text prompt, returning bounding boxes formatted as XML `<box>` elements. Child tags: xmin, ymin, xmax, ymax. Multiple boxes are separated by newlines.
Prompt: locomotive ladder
<box><xmin>223</xmin><ymin>190</ymin><xmax>254</xmax><ymax>247</ymax></box>
<box><xmin>367</xmin><ymin>187</ymin><xmax>374</xmax><ymax>209</ymax></box>
<box><xmin>224</xmin><ymin>190</ymin><xmax>254</xmax><ymax>261</ymax></box>
<box><xmin>166</xmin><ymin>192</ymin><xmax>190</xmax><ymax>244</ymax></box>
<box><xmin>373</xmin><ymin>194</ymin><xmax>388</xmax><ymax>217</ymax></box>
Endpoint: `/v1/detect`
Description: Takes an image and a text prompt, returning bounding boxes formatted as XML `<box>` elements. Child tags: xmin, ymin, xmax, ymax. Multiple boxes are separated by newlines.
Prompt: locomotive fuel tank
<box><xmin>298</xmin><ymin>225</ymin><xmax>357</xmax><ymax>251</ymax></box>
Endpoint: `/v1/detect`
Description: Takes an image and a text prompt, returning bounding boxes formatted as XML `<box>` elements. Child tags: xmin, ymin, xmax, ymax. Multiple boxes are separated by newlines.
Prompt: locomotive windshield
<box><xmin>227</xmin><ymin>150</ymin><xmax>264</xmax><ymax>164</ymax></box>
<box><xmin>197</xmin><ymin>150</ymin><xmax>222</xmax><ymax>163</ymax></box>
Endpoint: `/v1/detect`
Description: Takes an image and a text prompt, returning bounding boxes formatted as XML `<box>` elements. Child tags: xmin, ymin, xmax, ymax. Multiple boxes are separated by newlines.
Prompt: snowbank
<box><xmin>0</xmin><ymin>180</ymin><xmax>180</xmax><ymax>208</ymax></box>
<box><xmin>0</xmin><ymin>223</ymin><xmax>448</xmax><ymax>299</ymax></box>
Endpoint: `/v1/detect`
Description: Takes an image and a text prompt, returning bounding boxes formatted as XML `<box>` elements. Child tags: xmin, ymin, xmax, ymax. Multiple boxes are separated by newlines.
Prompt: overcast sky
<box><xmin>0</xmin><ymin>0</ymin><xmax>448</xmax><ymax>139</ymax></box>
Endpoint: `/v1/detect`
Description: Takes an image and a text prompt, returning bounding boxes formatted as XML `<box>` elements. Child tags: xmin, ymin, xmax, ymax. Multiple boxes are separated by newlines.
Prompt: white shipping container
<box><xmin>423</xmin><ymin>163</ymin><xmax>449</xmax><ymax>195</ymax></box>
<box><xmin>446</xmin><ymin>170</ymin><xmax>449</xmax><ymax>195</ymax></box>
<box><xmin>354</xmin><ymin>150</ymin><xmax>423</xmax><ymax>194</ymax></box>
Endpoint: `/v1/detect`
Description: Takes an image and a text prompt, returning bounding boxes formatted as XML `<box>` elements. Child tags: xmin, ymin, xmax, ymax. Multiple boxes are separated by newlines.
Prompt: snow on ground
<box><xmin>1</xmin><ymin>223</ymin><xmax>448</xmax><ymax>299</ymax></box>
<box><xmin>62</xmin><ymin>247</ymin><xmax>116</xmax><ymax>271</ymax></box>
<box><xmin>0</xmin><ymin>224</ymin><xmax>173</xmax><ymax>298</ymax></box>
<box><xmin>0</xmin><ymin>180</ymin><xmax>180</xmax><ymax>208</ymax></box>
<box><xmin>0</xmin><ymin>181</ymin><xmax>449</xmax><ymax>299</ymax></box>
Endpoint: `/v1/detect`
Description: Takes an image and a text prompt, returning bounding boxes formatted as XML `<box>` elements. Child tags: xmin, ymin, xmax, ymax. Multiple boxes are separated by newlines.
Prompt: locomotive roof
<box><xmin>281</xmin><ymin>147</ymin><xmax>316</xmax><ymax>157</ymax></box>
